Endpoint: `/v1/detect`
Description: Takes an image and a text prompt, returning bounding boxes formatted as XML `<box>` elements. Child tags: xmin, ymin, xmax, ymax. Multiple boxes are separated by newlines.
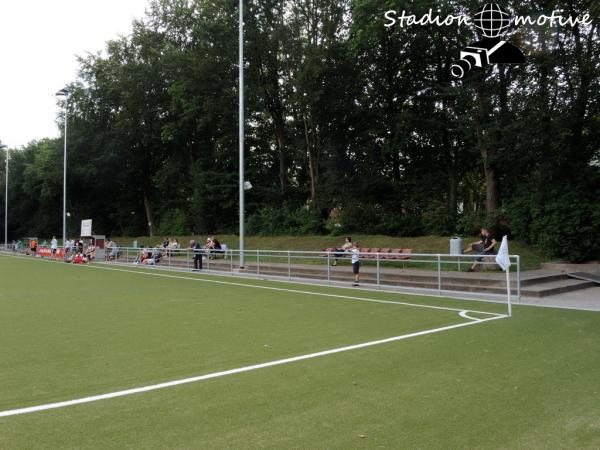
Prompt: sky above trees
<box><xmin>0</xmin><ymin>0</ymin><xmax>147</xmax><ymax>148</ymax></box>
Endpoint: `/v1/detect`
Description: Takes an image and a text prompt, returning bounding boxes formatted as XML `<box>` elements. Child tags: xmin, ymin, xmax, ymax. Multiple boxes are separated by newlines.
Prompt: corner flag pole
<box><xmin>506</xmin><ymin>265</ymin><xmax>512</xmax><ymax>317</ymax></box>
<box><xmin>238</xmin><ymin>0</ymin><xmax>245</xmax><ymax>269</ymax></box>
<box><xmin>496</xmin><ymin>235</ymin><xmax>512</xmax><ymax>317</ymax></box>
<box><xmin>4</xmin><ymin>147</ymin><xmax>7</xmax><ymax>250</ymax></box>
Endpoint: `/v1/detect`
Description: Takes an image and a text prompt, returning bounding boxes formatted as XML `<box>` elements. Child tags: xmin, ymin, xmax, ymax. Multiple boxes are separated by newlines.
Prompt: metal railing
<box><xmin>101</xmin><ymin>247</ymin><xmax>521</xmax><ymax>306</ymax></box>
<box><xmin>0</xmin><ymin>244</ymin><xmax>520</xmax><ymax>315</ymax></box>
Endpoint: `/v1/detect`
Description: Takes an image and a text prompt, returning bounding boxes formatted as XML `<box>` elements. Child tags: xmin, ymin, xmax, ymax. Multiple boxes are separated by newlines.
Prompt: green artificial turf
<box><xmin>0</xmin><ymin>254</ymin><xmax>599</xmax><ymax>449</ymax></box>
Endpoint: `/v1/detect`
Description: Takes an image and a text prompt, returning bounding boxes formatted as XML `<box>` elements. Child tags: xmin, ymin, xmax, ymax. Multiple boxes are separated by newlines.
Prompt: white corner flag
<box><xmin>495</xmin><ymin>235</ymin><xmax>511</xmax><ymax>271</ymax></box>
<box><xmin>495</xmin><ymin>235</ymin><xmax>512</xmax><ymax>316</ymax></box>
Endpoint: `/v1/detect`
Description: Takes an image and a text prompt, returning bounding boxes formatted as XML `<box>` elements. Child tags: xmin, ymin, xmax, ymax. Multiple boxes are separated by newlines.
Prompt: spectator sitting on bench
<box><xmin>66</xmin><ymin>252</ymin><xmax>87</xmax><ymax>264</ymax></box>
<box><xmin>205</xmin><ymin>236</ymin><xmax>223</xmax><ymax>259</ymax></box>
<box><xmin>332</xmin><ymin>236</ymin><xmax>353</xmax><ymax>266</ymax></box>
<box><xmin>74</xmin><ymin>253</ymin><xmax>87</xmax><ymax>264</ymax></box>
<box><xmin>165</xmin><ymin>238</ymin><xmax>180</xmax><ymax>257</ymax></box>
<box><xmin>465</xmin><ymin>227</ymin><xmax>497</xmax><ymax>272</ymax></box>
<box><xmin>106</xmin><ymin>239</ymin><xmax>120</xmax><ymax>260</ymax></box>
<box><xmin>134</xmin><ymin>248</ymin><xmax>151</xmax><ymax>264</ymax></box>
<box><xmin>142</xmin><ymin>246</ymin><xmax>162</xmax><ymax>265</ymax></box>
<box><xmin>85</xmin><ymin>244</ymin><xmax>97</xmax><ymax>261</ymax></box>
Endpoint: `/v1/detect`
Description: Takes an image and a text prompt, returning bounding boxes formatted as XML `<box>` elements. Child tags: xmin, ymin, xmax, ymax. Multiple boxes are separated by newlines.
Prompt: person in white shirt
<box><xmin>351</xmin><ymin>242</ymin><xmax>361</xmax><ymax>287</ymax></box>
<box><xmin>50</xmin><ymin>236</ymin><xmax>58</xmax><ymax>256</ymax></box>
<box><xmin>332</xmin><ymin>236</ymin><xmax>353</xmax><ymax>266</ymax></box>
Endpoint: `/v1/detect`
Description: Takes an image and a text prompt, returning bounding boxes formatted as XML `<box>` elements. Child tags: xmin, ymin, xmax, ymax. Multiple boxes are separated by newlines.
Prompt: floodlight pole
<box><xmin>238</xmin><ymin>0</ymin><xmax>245</xmax><ymax>269</ymax></box>
<box><xmin>64</xmin><ymin>101</ymin><xmax>68</xmax><ymax>248</ymax></box>
<box><xmin>56</xmin><ymin>88</ymin><xmax>69</xmax><ymax>249</ymax></box>
<box><xmin>62</xmin><ymin>98</ymin><xmax>68</xmax><ymax>248</ymax></box>
<box><xmin>4</xmin><ymin>147</ymin><xmax>8</xmax><ymax>250</ymax></box>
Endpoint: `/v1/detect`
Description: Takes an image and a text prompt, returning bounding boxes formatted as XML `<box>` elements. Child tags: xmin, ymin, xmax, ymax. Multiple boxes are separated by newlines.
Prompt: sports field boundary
<box><xmin>0</xmin><ymin>252</ymin><xmax>511</xmax><ymax>418</ymax></box>
<box><xmin>6</xmin><ymin>251</ymin><xmax>597</xmax><ymax>312</ymax></box>
<box><xmin>0</xmin><ymin>313</ymin><xmax>506</xmax><ymax>418</ymax></box>
<box><xmin>0</xmin><ymin>252</ymin><xmax>505</xmax><ymax>317</ymax></box>
<box><xmin>100</xmin><ymin>258</ymin><xmax>515</xmax><ymax>302</ymax></box>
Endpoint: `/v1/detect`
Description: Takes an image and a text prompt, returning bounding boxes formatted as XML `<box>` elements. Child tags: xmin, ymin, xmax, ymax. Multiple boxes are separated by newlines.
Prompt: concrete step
<box><xmin>118</xmin><ymin>257</ymin><xmax>595</xmax><ymax>299</ymax></box>
<box><xmin>521</xmin><ymin>279</ymin><xmax>595</xmax><ymax>298</ymax></box>
<box><xmin>237</xmin><ymin>265</ymin><xmax>592</xmax><ymax>298</ymax></box>
<box><xmin>519</xmin><ymin>273</ymin><xmax>569</xmax><ymax>286</ymax></box>
<box><xmin>240</xmin><ymin>267</ymin><xmax>518</xmax><ymax>295</ymax></box>
<box><xmin>136</xmin><ymin>259</ymin><xmax>517</xmax><ymax>293</ymax></box>
<box><xmin>542</xmin><ymin>262</ymin><xmax>600</xmax><ymax>274</ymax></box>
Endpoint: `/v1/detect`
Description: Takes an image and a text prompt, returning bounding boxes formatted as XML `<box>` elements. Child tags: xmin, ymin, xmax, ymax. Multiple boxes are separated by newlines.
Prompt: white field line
<box><xmin>0</xmin><ymin>251</ymin><xmax>508</xmax><ymax>315</ymax></box>
<box><xmin>84</xmin><ymin>262</ymin><xmax>504</xmax><ymax>317</ymax></box>
<box><xmin>104</xmin><ymin>259</ymin><xmax>512</xmax><ymax>303</ymax></box>
<box><xmin>0</xmin><ymin>314</ymin><xmax>506</xmax><ymax>418</ymax></box>
<box><xmin>6</xmin><ymin>252</ymin><xmax>599</xmax><ymax>313</ymax></box>
<box><xmin>459</xmin><ymin>310</ymin><xmax>484</xmax><ymax>322</ymax></box>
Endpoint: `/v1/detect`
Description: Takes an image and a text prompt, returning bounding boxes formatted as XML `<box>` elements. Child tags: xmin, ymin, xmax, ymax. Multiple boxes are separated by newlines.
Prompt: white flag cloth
<box><xmin>495</xmin><ymin>235</ymin><xmax>511</xmax><ymax>272</ymax></box>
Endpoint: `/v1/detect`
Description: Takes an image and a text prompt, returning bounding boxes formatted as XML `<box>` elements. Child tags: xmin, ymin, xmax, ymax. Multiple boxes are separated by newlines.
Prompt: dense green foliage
<box><xmin>1</xmin><ymin>0</ymin><xmax>599</xmax><ymax>261</ymax></box>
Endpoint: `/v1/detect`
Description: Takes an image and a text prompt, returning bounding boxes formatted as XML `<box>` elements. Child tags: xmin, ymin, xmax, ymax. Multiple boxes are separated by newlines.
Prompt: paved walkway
<box><xmin>4</xmin><ymin>250</ymin><xmax>597</xmax><ymax>312</ymax></box>
<box><xmin>104</xmin><ymin>257</ymin><xmax>600</xmax><ymax>312</ymax></box>
<box><xmin>520</xmin><ymin>287</ymin><xmax>600</xmax><ymax>312</ymax></box>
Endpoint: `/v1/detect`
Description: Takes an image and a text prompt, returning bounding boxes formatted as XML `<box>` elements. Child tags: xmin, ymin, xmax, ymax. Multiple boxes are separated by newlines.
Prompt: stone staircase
<box><xmin>519</xmin><ymin>273</ymin><xmax>595</xmax><ymax>297</ymax></box>
<box><xmin>131</xmin><ymin>256</ymin><xmax>596</xmax><ymax>299</ymax></box>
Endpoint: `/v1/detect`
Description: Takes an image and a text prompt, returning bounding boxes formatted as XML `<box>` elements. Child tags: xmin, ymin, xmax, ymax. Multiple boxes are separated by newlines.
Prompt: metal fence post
<box><xmin>327</xmin><ymin>252</ymin><xmax>331</xmax><ymax>284</ymax></box>
<box><xmin>288</xmin><ymin>251</ymin><xmax>291</xmax><ymax>280</ymax></box>
<box><xmin>376</xmin><ymin>253</ymin><xmax>381</xmax><ymax>289</ymax></box>
<box><xmin>437</xmin><ymin>254</ymin><xmax>442</xmax><ymax>295</ymax></box>
<box><xmin>186</xmin><ymin>249</ymin><xmax>190</xmax><ymax>271</ymax></box>
<box><xmin>257</xmin><ymin>250</ymin><xmax>260</xmax><ymax>275</ymax></box>
<box><xmin>517</xmin><ymin>255</ymin><xmax>521</xmax><ymax>303</ymax></box>
<box><xmin>207</xmin><ymin>250</ymin><xmax>210</xmax><ymax>272</ymax></box>
<box><xmin>231</xmin><ymin>251</ymin><xmax>234</xmax><ymax>273</ymax></box>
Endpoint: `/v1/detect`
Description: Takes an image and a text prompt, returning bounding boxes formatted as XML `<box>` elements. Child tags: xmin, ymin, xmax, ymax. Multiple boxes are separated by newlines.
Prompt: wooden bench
<box><xmin>320</xmin><ymin>248</ymin><xmax>412</xmax><ymax>260</ymax></box>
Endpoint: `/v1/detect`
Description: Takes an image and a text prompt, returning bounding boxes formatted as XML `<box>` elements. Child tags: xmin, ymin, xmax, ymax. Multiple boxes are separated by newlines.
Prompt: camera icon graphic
<box><xmin>451</xmin><ymin>3</ymin><xmax>525</xmax><ymax>79</ymax></box>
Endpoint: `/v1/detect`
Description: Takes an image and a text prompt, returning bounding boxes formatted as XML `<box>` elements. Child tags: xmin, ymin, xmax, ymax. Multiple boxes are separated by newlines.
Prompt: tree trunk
<box><xmin>475</xmin><ymin>75</ymin><xmax>499</xmax><ymax>212</ymax></box>
<box><xmin>441</xmin><ymin>95</ymin><xmax>457</xmax><ymax>217</ymax></box>
<box><xmin>303</xmin><ymin>115</ymin><xmax>319</xmax><ymax>203</ymax></box>
<box><xmin>569</xmin><ymin>21</ymin><xmax>594</xmax><ymax>162</ymax></box>
<box><xmin>478</xmin><ymin>131</ymin><xmax>500</xmax><ymax>212</ymax></box>
<box><xmin>143</xmin><ymin>194</ymin><xmax>154</xmax><ymax>237</ymax></box>
<box><xmin>275</xmin><ymin>122</ymin><xmax>287</xmax><ymax>192</ymax></box>
<box><xmin>484</xmin><ymin>164</ymin><xmax>499</xmax><ymax>212</ymax></box>
<box><xmin>448</xmin><ymin>157</ymin><xmax>458</xmax><ymax>216</ymax></box>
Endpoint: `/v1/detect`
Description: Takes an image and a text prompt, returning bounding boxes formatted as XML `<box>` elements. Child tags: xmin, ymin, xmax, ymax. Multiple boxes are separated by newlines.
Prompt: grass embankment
<box><xmin>117</xmin><ymin>234</ymin><xmax>547</xmax><ymax>271</ymax></box>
